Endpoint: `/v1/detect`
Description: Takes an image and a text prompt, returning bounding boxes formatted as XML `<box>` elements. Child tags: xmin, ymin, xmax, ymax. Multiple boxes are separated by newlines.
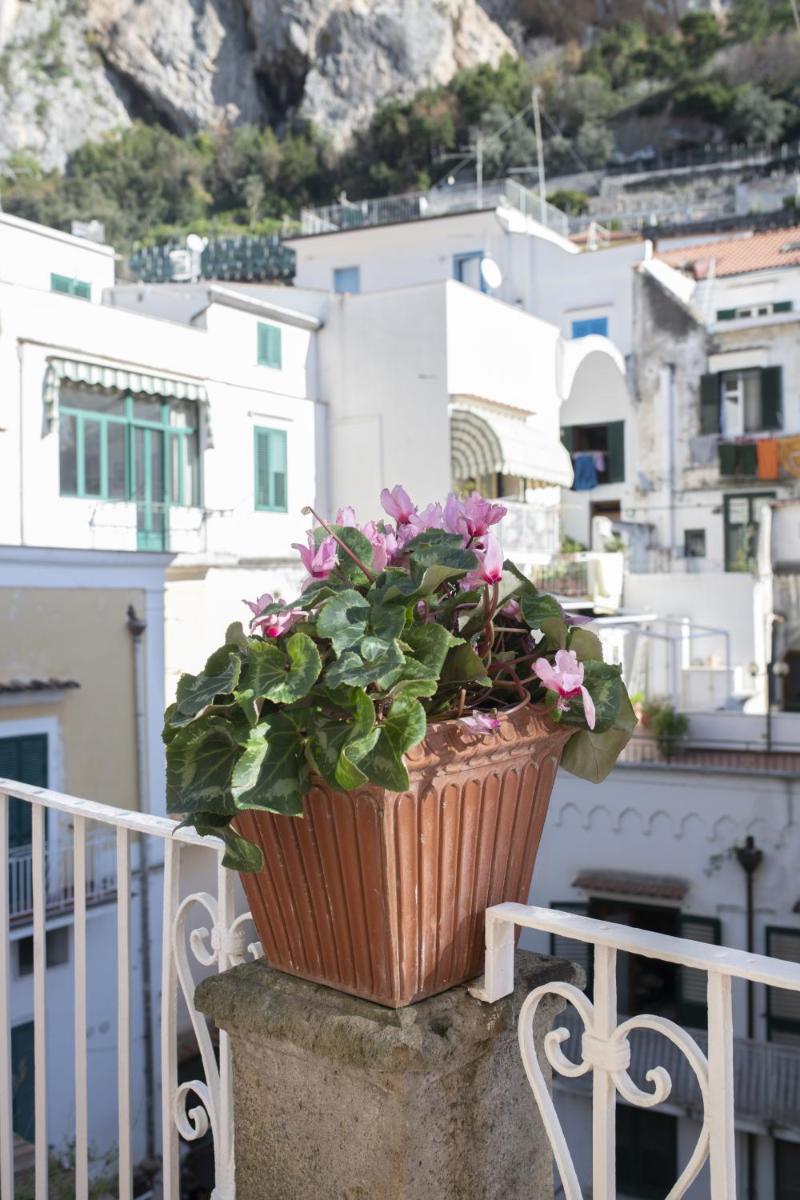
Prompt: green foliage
<box><xmin>726</xmin><ymin>84</ymin><xmax>790</xmax><ymax>145</ymax></box>
<box><xmin>547</xmin><ymin>188</ymin><xmax>590</xmax><ymax>215</ymax></box>
<box><xmin>678</xmin><ymin>12</ymin><xmax>725</xmax><ymax>68</ymax></box>
<box><xmin>164</xmin><ymin>502</ymin><xmax>635</xmax><ymax>869</ymax></box>
<box><xmin>673</xmin><ymin>80</ymin><xmax>735</xmax><ymax>124</ymax></box>
<box><xmin>649</xmin><ymin>703</ymin><xmax>690</xmax><ymax>759</ymax></box>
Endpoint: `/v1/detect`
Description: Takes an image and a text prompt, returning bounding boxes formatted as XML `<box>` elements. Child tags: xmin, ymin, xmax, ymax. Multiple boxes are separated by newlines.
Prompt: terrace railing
<box><xmin>299</xmin><ymin>177</ymin><xmax>569</xmax><ymax>238</ymax></box>
<box><xmin>471</xmin><ymin>903</ymin><xmax>800</xmax><ymax>1199</ymax></box>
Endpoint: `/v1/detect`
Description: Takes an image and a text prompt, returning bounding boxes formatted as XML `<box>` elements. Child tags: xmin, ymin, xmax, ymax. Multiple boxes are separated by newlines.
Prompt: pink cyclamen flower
<box><xmin>244</xmin><ymin>593</ymin><xmax>301</xmax><ymax>639</ymax></box>
<box><xmin>533</xmin><ymin>649</ymin><xmax>596</xmax><ymax>730</ymax></box>
<box><xmin>409</xmin><ymin>502</ymin><xmax>444</xmax><ymax>533</ymax></box>
<box><xmin>459</xmin><ymin>492</ymin><xmax>507</xmax><ymax>539</ymax></box>
<box><xmin>501</xmin><ymin>598</ymin><xmax>522</xmax><ymax>620</ymax></box>
<box><xmin>335</xmin><ymin>506</ymin><xmax>357</xmax><ymax>526</ymax></box>
<box><xmin>471</xmin><ymin>532</ymin><xmax>504</xmax><ymax>585</ymax></box>
<box><xmin>362</xmin><ymin>521</ymin><xmax>392</xmax><ymax>572</ymax></box>
<box><xmin>443</xmin><ymin>492</ymin><xmax>465</xmax><ymax>537</ymax></box>
<box><xmin>291</xmin><ymin>533</ymin><xmax>338</xmax><ymax>583</ymax></box>
<box><xmin>380</xmin><ymin>485</ymin><xmax>416</xmax><ymax>525</ymax></box>
<box><xmin>461</xmin><ymin>712</ymin><xmax>501</xmax><ymax>734</ymax></box>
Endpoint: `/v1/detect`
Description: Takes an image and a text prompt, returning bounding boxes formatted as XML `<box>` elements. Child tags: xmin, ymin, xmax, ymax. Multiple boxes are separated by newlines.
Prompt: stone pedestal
<box><xmin>196</xmin><ymin>951</ymin><xmax>579</xmax><ymax>1200</ymax></box>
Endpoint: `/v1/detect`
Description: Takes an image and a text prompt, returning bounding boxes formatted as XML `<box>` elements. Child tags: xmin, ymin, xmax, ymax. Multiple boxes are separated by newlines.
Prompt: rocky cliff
<box><xmin>0</xmin><ymin>0</ymin><xmax>515</xmax><ymax>168</ymax></box>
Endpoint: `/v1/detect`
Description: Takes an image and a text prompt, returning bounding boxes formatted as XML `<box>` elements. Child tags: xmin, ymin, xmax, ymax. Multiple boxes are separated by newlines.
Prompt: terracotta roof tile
<box><xmin>657</xmin><ymin>226</ymin><xmax>800</xmax><ymax>278</ymax></box>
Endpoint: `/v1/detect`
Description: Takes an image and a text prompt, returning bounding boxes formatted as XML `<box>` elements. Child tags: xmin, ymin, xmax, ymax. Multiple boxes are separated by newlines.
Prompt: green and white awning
<box><xmin>450</xmin><ymin>402</ymin><xmax>573</xmax><ymax>489</ymax></box>
<box><xmin>44</xmin><ymin>356</ymin><xmax>211</xmax><ymax>440</ymax></box>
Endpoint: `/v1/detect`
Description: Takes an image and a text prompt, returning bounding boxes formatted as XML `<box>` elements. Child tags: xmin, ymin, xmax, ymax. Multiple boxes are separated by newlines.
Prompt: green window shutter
<box><xmin>549</xmin><ymin>901</ymin><xmax>592</xmax><ymax>995</ymax></box>
<box><xmin>0</xmin><ymin>733</ymin><xmax>48</xmax><ymax>850</ymax></box>
<box><xmin>257</xmin><ymin>322</ymin><xmax>282</xmax><ymax>368</ymax></box>
<box><xmin>766</xmin><ymin>927</ymin><xmax>800</xmax><ymax>1042</ymax></box>
<box><xmin>50</xmin><ymin>273</ymin><xmax>90</xmax><ymax>299</ymax></box>
<box><xmin>760</xmin><ymin>366</ymin><xmax>783</xmax><ymax>430</ymax></box>
<box><xmin>677</xmin><ymin>914</ymin><xmax>721</xmax><ymax>1029</ymax></box>
<box><xmin>700</xmin><ymin>373</ymin><xmax>721</xmax><ymax>434</ymax></box>
<box><xmin>254</xmin><ymin>428</ymin><xmax>288</xmax><ymax>511</ymax></box>
<box><xmin>773</xmin><ymin>300</ymin><xmax>793</xmax><ymax>313</ymax></box>
<box><xmin>738</xmin><ymin>443</ymin><xmax>757</xmax><ymax>476</ymax></box>
<box><xmin>561</xmin><ymin>426</ymin><xmax>574</xmax><ymax>454</ymax></box>
<box><xmin>718</xmin><ymin>442</ymin><xmax>736</xmax><ymax>475</ymax></box>
<box><xmin>716</xmin><ymin>308</ymin><xmax>736</xmax><ymax>321</ymax></box>
<box><xmin>606</xmin><ymin>421</ymin><xmax>625</xmax><ymax>483</ymax></box>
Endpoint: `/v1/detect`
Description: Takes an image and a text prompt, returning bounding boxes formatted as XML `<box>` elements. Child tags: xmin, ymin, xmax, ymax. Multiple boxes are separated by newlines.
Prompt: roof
<box><xmin>572</xmin><ymin>868</ymin><xmax>689</xmax><ymax>901</ymax></box>
<box><xmin>0</xmin><ymin>678</ymin><xmax>80</xmax><ymax>695</ymax></box>
<box><xmin>657</xmin><ymin>227</ymin><xmax>800</xmax><ymax>278</ymax></box>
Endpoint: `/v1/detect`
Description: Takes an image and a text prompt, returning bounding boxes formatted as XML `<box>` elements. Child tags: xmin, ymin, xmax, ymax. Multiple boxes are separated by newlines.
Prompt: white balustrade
<box><xmin>0</xmin><ymin>778</ymin><xmax>258</xmax><ymax>1200</ymax></box>
<box><xmin>4</xmin><ymin>773</ymin><xmax>800</xmax><ymax>1200</ymax></box>
<box><xmin>471</xmin><ymin>902</ymin><xmax>800</xmax><ymax>1199</ymax></box>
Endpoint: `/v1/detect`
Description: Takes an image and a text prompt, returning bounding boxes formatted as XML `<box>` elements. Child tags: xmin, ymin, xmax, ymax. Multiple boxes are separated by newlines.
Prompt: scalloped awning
<box><xmin>450</xmin><ymin>403</ymin><xmax>573</xmax><ymax>488</ymax></box>
<box><xmin>44</xmin><ymin>356</ymin><xmax>212</xmax><ymax>441</ymax></box>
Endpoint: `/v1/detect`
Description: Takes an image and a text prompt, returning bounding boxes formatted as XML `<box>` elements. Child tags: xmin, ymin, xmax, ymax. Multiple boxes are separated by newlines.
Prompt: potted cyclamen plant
<box><xmin>164</xmin><ymin>487</ymin><xmax>636</xmax><ymax>1007</ymax></box>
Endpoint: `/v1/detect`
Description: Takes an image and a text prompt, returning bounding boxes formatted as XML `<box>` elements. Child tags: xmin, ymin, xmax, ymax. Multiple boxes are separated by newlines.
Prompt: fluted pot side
<box><xmin>236</xmin><ymin>706</ymin><xmax>572</xmax><ymax>1007</ymax></box>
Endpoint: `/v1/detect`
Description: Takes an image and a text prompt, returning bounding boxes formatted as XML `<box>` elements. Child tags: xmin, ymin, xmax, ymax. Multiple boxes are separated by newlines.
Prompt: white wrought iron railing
<box><xmin>8</xmin><ymin>832</ymin><xmax>117</xmax><ymax>922</ymax></box>
<box><xmin>0</xmin><ymin>778</ymin><xmax>259</xmax><ymax>1200</ymax></box>
<box><xmin>470</xmin><ymin>903</ymin><xmax>800</xmax><ymax>1200</ymax></box>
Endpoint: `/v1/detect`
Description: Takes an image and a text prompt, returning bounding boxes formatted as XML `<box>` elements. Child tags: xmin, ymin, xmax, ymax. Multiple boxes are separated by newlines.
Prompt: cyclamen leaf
<box><xmin>317</xmin><ymin>589</ymin><xmax>370</xmax><ymax>654</ymax></box>
<box><xmin>369</xmin><ymin>600</ymin><xmax>407</xmax><ymax>643</ymax></box>
<box><xmin>324</xmin><ymin>641</ymin><xmax>404</xmax><ymax>689</ymax></box>
<box><xmin>356</xmin><ymin>695</ymin><xmax>427</xmax><ymax>792</ymax></box>
<box><xmin>173</xmin><ymin>649</ymin><xmax>241</xmax><ymax>724</ymax></box>
<box><xmin>568</xmin><ymin>626</ymin><xmax>604</xmax><ymax>663</ymax></box>
<box><xmin>307</xmin><ymin>688</ymin><xmax>380</xmax><ymax>790</ymax></box>
<box><xmin>560</xmin><ymin>686</ymin><xmax>637</xmax><ymax>784</ymax></box>
<box><xmin>239</xmin><ymin>633</ymin><xmax>321</xmax><ymax>704</ymax></box>
<box><xmin>440</xmin><ymin>642</ymin><xmax>492</xmax><ymax>687</ymax></box>
<box><xmin>165</xmin><ymin>716</ymin><xmax>244</xmax><ymax>815</ymax></box>
<box><xmin>521</xmin><ymin>592</ymin><xmax>563</xmax><ymax>627</ymax></box>
<box><xmin>231</xmin><ymin>713</ymin><xmax>309</xmax><ymax>815</ymax></box>
<box><xmin>220</xmin><ymin>828</ymin><xmax>264</xmax><ymax>872</ymax></box>
<box><xmin>404</xmin><ymin>623</ymin><xmax>463</xmax><ymax>675</ymax></box>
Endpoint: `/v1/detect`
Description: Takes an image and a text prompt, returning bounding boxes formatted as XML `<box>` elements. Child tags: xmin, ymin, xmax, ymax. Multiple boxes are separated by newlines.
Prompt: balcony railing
<box><xmin>471</xmin><ymin>903</ymin><xmax>800</xmax><ymax>1198</ymax></box>
<box><xmin>299</xmin><ymin>177</ymin><xmax>569</xmax><ymax>238</ymax></box>
<box><xmin>3</xmin><ymin>776</ymin><xmax>800</xmax><ymax>1198</ymax></box>
<box><xmin>619</xmin><ymin>734</ymin><xmax>800</xmax><ymax>775</ymax></box>
<box><xmin>8</xmin><ymin>832</ymin><xmax>117</xmax><ymax>922</ymax></box>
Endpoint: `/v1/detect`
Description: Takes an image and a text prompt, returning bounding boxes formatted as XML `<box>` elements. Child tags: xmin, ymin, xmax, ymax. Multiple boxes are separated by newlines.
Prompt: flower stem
<box><xmin>302</xmin><ymin>506</ymin><xmax>376</xmax><ymax>582</ymax></box>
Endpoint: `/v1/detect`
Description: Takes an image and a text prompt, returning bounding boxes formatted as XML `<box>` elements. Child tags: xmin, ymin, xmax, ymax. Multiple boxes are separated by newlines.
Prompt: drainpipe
<box><xmin>735</xmin><ymin>835</ymin><xmax>763</xmax><ymax>1200</ymax></box>
<box><xmin>127</xmin><ymin>604</ymin><xmax>157</xmax><ymax>1161</ymax></box>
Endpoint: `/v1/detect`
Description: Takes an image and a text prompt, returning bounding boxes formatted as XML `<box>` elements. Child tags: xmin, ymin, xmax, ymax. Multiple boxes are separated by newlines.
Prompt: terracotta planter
<box><xmin>235</xmin><ymin>705</ymin><xmax>573</xmax><ymax>1008</ymax></box>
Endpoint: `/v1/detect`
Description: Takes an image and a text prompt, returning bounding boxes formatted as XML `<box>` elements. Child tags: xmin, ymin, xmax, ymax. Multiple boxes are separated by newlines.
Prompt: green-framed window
<box><xmin>617</xmin><ymin>1107</ymin><xmax>677</xmax><ymax>1199</ymax></box>
<box><xmin>723</xmin><ymin>491</ymin><xmax>775</xmax><ymax>573</ymax></box>
<box><xmin>59</xmin><ymin>386</ymin><xmax>200</xmax><ymax>507</ymax></box>
<box><xmin>257</xmin><ymin>322</ymin><xmax>282</xmax><ymax>369</ymax></box>
<box><xmin>766</xmin><ymin>926</ymin><xmax>800</xmax><ymax>1045</ymax></box>
<box><xmin>254</xmin><ymin>427</ymin><xmax>288</xmax><ymax>512</ymax></box>
<box><xmin>50</xmin><ymin>273</ymin><xmax>91</xmax><ymax>300</ymax></box>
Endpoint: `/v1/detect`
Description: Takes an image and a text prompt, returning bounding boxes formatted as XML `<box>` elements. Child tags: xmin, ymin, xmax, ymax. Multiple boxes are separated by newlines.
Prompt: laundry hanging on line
<box><xmin>573</xmin><ymin>452</ymin><xmax>598</xmax><ymax>491</ymax></box>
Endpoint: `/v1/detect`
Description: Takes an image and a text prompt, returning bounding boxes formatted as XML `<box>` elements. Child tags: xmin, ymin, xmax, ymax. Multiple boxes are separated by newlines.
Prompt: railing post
<box><xmin>0</xmin><ymin>793</ymin><xmax>14</xmax><ymax>1200</ymax></box>
<box><xmin>707</xmin><ymin>971</ymin><xmax>737</xmax><ymax>1199</ymax></box>
<box><xmin>32</xmin><ymin>803</ymin><xmax>48</xmax><ymax>1200</ymax></box>
<box><xmin>160</xmin><ymin>838</ymin><xmax>180</xmax><ymax>1200</ymax></box>
<box><xmin>591</xmin><ymin>944</ymin><xmax>617</xmax><ymax>1200</ymax></box>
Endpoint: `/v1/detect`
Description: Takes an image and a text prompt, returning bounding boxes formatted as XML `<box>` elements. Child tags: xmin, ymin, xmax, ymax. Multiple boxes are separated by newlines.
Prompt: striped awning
<box><xmin>450</xmin><ymin>403</ymin><xmax>573</xmax><ymax>489</ymax></box>
<box><xmin>43</xmin><ymin>356</ymin><xmax>212</xmax><ymax>443</ymax></box>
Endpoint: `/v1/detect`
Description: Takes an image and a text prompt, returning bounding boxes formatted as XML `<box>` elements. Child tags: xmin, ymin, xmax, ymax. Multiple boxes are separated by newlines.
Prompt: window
<box><xmin>551</xmin><ymin>897</ymin><xmax>719</xmax><ymax>1026</ymax></box>
<box><xmin>59</xmin><ymin>387</ymin><xmax>199</xmax><ymax>509</ymax></box>
<box><xmin>257</xmin><ymin>322</ymin><xmax>282</xmax><ymax>369</ymax></box>
<box><xmin>50</xmin><ymin>273</ymin><xmax>91</xmax><ymax>300</ymax></box>
<box><xmin>766</xmin><ymin>927</ymin><xmax>800</xmax><ymax>1045</ymax></box>
<box><xmin>16</xmin><ymin>928</ymin><xmax>70</xmax><ymax>977</ymax></box>
<box><xmin>453</xmin><ymin>252</ymin><xmax>485</xmax><ymax>292</ymax></box>
<box><xmin>776</xmin><ymin>1140</ymin><xmax>800</xmax><ymax>1200</ymax></box>
<box><xmin>571</xmin><ymin>316</ymin><xmax>608</xmax><ymax>338</ymax></box>
<box><xmin>333</xmin><ymin>266</ymin><xmax>360</xmax><ymax>294</ymax></box>
<box><xmin>716</xmin><ymin>300</ymin><xmax>793</xmax><ymax>320</ymax></box>
<box><xmin>254</xmin><ymin>427</ymin><xmax>288</xmax><ymax>512</ymax></box>
<box><xmin>0</xmin><ymin>733</ymin><xmax>47</xmax><ymax>850</ymax></box>
<box><xmin>723</xmin><ymin>492</ymin><xmax>774</xmax><ymax>573</ymax></box>
<box><xmin>561</xmin><ymin>422</ymin><xmax>625</xmax><ymax>486</ymax></box>
<box><xmin>617</xmin><ymin>1107</ymin><xmax>677</xmax><ymax>1199</ymax></box>
<box><xmin>684</xmin><ymin>529</ymin><xmax>706</xmax><ymax>558</ymax></box>
<box><xmin>699</xmin><ymin>367</ymin><xmax>782</xmax><ymax>434</ymax></box>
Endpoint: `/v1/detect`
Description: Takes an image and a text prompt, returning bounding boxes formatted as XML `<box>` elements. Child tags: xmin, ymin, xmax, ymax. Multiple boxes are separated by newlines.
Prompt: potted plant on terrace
<box><xmin>164</xmin><ymin>487</ymin><xmax>636</xmax><ymax>1007</ymax></box>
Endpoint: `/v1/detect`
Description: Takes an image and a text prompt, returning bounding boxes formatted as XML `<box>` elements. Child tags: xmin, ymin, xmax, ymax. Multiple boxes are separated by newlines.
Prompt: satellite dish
<box><xmin>480</xmin><ymin>256</ymin><xmax>502</xmax><ymax>290</ymax></box>
<box><xmin>186</xmin><ymin>233</ymin><xmax>206</xmax><ymax>252</ymax></box>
